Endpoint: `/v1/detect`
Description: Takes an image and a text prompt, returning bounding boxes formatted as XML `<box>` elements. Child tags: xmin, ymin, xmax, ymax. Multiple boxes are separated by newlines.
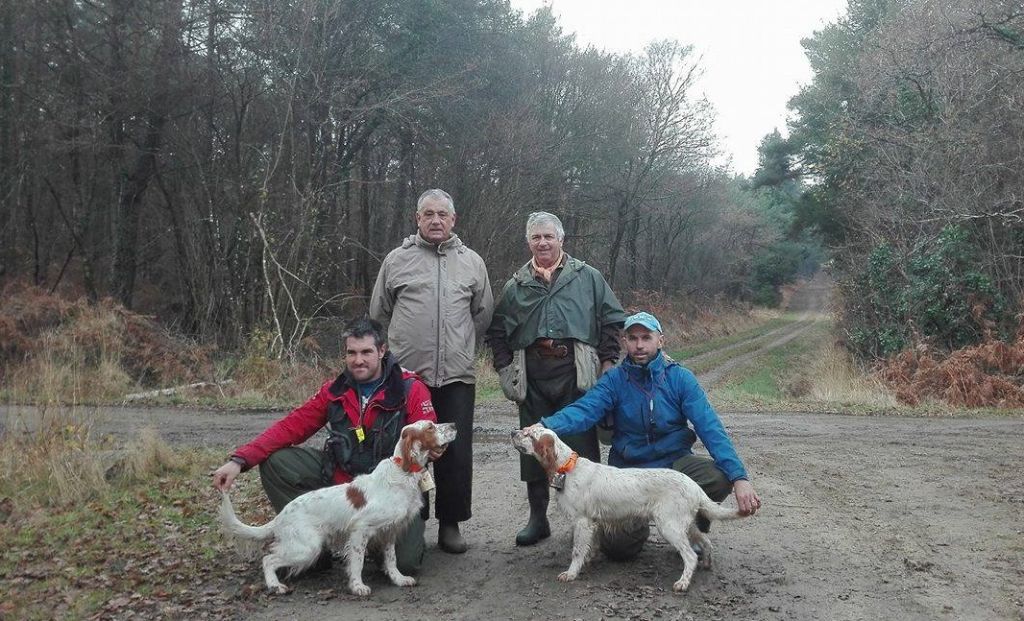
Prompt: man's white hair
<box><xmin>416</xmin><ymin>189</ymin><xmax>455</xmax><ymax>214</ymax></box>
<box><xmin>526</xmin><ymin>211</ymin><xmax>565</xmax><ymax>241</ymax></box>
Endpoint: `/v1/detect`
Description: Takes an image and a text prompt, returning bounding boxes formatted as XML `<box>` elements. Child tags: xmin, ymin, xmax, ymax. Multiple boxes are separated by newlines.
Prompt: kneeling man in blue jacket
<box><xmin>537</xmin><ymin>311</ymin><xmax>762</xmax><ymax>560</ymax></box>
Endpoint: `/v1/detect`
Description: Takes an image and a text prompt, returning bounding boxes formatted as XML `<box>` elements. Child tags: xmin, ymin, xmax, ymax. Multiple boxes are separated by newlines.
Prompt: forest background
<box><xmin>0</xmin><ymin>0</ymin><xmax>1022</xmax><ymax>395</ymax></box>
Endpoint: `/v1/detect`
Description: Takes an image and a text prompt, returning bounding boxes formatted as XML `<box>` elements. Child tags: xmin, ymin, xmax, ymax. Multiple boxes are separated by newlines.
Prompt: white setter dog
<box><xmin>220</xmin><ymin>420</ymin><xmax>456</xmax><ymax>596</ymax></box>
<box><xmin>511</xmin><ymin>426</ymin><xmax>748</xmax><ymax>592</ymax></box>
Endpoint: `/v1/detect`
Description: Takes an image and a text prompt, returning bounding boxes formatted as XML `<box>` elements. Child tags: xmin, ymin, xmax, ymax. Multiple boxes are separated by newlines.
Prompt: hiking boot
<box><xmin>438</xmin><ymin>521</ymin><xmax>468</xmax><ymax>554</ymax></box>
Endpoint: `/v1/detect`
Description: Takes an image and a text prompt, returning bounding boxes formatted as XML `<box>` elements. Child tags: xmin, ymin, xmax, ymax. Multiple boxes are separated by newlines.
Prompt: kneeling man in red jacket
<box><xmin>212</xmin><ymin>316</ymin><xmax>441</xmax><ymax>574</ymax></box>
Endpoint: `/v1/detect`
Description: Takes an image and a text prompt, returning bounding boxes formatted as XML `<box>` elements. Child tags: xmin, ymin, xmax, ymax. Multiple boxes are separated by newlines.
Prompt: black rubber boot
<box><xmin>438</xmin><ymin>521</ymin><xmax>468</xmax><ymax>554</ymax></box>
<box><xmin>515</xmin><ymin>481</ymin><xmax>551</xmax><ymax>546</ymax></box>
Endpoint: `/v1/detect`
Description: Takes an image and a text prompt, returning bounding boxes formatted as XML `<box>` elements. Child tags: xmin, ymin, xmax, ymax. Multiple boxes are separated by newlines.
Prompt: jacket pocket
<box><xmin>498</xmin><ymin>349</ymin><xmax>527</xmax><ymax>403</ymax></box>
<box><xmin>574</xmin><ymin>341</ymin><xmax>600</xmax><ymax>392</ymax></box>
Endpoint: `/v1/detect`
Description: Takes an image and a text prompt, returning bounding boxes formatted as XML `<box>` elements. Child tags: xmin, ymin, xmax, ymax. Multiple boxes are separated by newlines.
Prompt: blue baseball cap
<box><xmin>624</xmin><ymin>311</ymin><xmax>662</xmax><ymax>333</ymax></box>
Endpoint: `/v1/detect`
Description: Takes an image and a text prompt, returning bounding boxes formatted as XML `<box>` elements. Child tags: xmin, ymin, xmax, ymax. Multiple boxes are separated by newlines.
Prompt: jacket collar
<box><xmin>403</xmin><ymin>232</ymin><xmax>463</xmax><ymax>254</ymax></box>
<box><xmin>513</xmin><ymin>253</ymin><xmax>584</xmax><ymax>290</ymax></box>
<box><xmin>622</xmin><ymin>350</ymin><xmax>669</xmax><ymax>378</ymax></box>
<box><xmin>327</xmin><ymin>351</ymin><xmax>407</xmax><ymax>409</ymax></box>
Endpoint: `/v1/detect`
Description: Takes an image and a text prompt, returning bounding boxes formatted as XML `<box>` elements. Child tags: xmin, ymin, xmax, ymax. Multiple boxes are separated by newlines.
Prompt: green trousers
<box><xmin>257</xmin><ymin>446</ymin><xmax>426</xmax><ymax>574</ymax></box>
<box><xmin>519</xmin><ymin>347</ymin><xmax>600</xmax><ymax>482</ymax></box>
<box><xmin>598</xmin><ymin>454</ymin><xmax>733</xmax><ymax>561</ymax></box>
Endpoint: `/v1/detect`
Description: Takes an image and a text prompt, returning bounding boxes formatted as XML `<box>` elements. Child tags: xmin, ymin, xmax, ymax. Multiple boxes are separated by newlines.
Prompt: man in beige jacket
<box><xmin>370</xmin><ymin>188</ymin><xmax>494</xmax><ymax>553</ymax></box>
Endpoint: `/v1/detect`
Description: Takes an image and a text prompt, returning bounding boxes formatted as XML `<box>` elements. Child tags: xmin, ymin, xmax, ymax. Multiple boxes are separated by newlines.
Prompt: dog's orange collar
<box><xmin>556</xmin><ymin>452</ymin><xmax>579</xmax><ymax>475</ymax></box>
<box><xmin>392</xmin><ymin>457</ymin><xmax>423</xmax><ymax>473</ymax></box>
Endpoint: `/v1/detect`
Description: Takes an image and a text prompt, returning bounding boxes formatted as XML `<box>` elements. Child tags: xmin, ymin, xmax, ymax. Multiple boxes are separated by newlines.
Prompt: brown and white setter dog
<box><xmin>511</xmin><ymin>426</ymin><xmax>748</xmax><ymax>592</ymax></box>
<box><xmin>220</xmin><ymin>420</ymin><xmax>456</xmax><ymax>596</ymax></box>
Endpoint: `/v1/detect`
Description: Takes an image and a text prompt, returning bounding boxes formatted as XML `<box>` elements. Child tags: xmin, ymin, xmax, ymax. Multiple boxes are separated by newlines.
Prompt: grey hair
<box><xmin>525</xmin><ymin>211</ymin><xmax>565</xmax><ymax>241</ymax></box>
<box><xmin>416</xmin><ymin>189</ymin><xmax>455</xmax><ymax>214</ymax></box>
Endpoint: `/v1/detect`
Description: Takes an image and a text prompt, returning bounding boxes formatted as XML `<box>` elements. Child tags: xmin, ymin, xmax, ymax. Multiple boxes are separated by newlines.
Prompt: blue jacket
<box><xmin>541</xmin><ymin>351</ymin><xmax>748</xmax><ymax>481</ymax></box>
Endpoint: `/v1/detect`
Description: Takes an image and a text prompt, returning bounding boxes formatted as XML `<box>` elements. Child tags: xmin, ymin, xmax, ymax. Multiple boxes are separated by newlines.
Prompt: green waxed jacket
<box><xmin>492</xmin><ymin>255</ymin><xmax>625</xmax><ymax>350</ymax></box>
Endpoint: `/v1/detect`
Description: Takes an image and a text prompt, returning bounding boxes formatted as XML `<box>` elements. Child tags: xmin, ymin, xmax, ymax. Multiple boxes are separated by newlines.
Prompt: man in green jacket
<box><xmin>487</xmin><ymin>211</ymin><xmax>625</xmax><ymax>546</ymax></box>
<box><xmin>370</xmin><ymin>188</ymin><xmax>494</xmax><ymax>554</ymax></box>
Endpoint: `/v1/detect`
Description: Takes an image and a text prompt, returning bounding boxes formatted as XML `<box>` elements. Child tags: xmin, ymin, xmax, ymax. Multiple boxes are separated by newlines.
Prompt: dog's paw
<box><xmin>392</xmin><ymin>575</ymin><xmax>417</xmax><ymax>587</ymax></box>
<box><xmin>350</xmin><ymin>583</ymin><xmax>372</xmax><ymax>597</ymax></box>
<box><xmin>672</xmin><ymin>578</ymin><xmax>690</xmax><ymax>593</ymax></box>
<box><xmin>557</xmin><ymin>571</ymin><xmax>577</xmax><ymax>582</ymax></box>
<box><xmin>267</xmin><ymin>584</ymin><xmax>291</xmax><ymax>595</ymax></box>
<box><xmin>699</xmin><ymin>554</ymin><xmax>712</xmax><ymax>569</ymax></box>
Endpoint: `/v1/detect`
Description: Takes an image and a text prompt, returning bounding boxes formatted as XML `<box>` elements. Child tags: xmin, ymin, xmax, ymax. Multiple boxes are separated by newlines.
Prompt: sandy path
<box><xmin>245</xmin><ymin>407</ymin><xmax>1022</xmax><ymax>621</ymax></box>
<box><xmin>3</xmin><ymin>402</ymin><xmax>1021</xmax><ymax>620</ymax></box>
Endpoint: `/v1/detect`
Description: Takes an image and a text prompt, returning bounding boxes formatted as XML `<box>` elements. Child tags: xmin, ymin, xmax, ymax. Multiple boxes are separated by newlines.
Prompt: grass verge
<box><xmin>669</xmin><ymin>315</ymin><xmax>796</xmax><ymax>362</ymax></box>
<box><xmin>702</xmin><ymin>321</ymin><xmax>1022</xmax><ymax>416</ymax></box>
<box><xmin>672</xmin><ymin>316</ymin><xmax>806</xmax><ymax>376</ymax></box>
<box><xmin>708</xmin><ymin>320</ymin><xmax>904</xmax><ymax>413</ymax></box>
<box><xmin>0</xmin><ymin>407</ymin><xmax>277</xmax><ymax>620</ymax></box>
<box><xmin>474</xmin><ymin>353</ymin><xmax>502</xmax><ymax>402</ymax></box>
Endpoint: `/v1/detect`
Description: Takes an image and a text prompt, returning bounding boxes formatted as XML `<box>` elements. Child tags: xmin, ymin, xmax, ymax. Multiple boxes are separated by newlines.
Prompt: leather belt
<box><xmin>530</xmin><ymin>338</ymin><xmax>570</xmax><ymax>359</ymax></box>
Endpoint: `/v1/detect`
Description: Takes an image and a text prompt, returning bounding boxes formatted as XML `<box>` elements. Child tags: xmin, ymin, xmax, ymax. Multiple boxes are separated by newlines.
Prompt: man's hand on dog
<box><xmin>212</xmin><ymin>461</ymin><xmax>242</xmax><ymax>491</ymax></box>
<box><xmin>733</xmin><ymin>479</ymin><xmax>761</xmax><ymax>516</ymax></box>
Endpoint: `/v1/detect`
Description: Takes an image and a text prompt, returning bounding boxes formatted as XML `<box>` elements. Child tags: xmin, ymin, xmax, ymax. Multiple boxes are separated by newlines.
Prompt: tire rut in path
<box><xmin>692</xmin><ymin>318</ymin><xmax>820</xmax><ymax>387</ymax></box>
<box><xmin>684</xmin><ymin>273</ymin><xmax>833</xmax><ymax>387</ymax></box>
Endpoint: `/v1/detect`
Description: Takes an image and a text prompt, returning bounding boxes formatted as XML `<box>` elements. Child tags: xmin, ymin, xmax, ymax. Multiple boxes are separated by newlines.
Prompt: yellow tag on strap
<box><xmin>354</xmin><ymin>426</ymin><xmax>366</xmax><ymax>443</ymax></box>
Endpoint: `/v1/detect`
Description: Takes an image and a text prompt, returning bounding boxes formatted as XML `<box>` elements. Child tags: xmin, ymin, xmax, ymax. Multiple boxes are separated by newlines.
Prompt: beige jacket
<box><xmin>370</xmin><ymin>233</ymin><xmax>494</xmax><ymax>387</ymax></box>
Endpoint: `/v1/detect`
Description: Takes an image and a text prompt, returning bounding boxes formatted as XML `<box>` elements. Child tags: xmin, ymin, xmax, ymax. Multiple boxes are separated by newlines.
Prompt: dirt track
<box><xmin>687</xmin><ymin>273</ymin><xmax>831</xmax><ymax>387</ymax></box>
<box><xmin>5</xmin><ymin>402</ymin><xmax>1020</xmax><ymax>620</ymax></box>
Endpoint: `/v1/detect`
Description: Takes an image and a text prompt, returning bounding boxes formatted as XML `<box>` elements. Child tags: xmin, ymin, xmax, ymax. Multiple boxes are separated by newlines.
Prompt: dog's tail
<box><xmin>697</xmin><ymin>491</ymin><xmax>746</xmax><ymax>522</ymax></box>
<box><xmin>219</xmin><ymin>491</ymin><xmax>277</xmax><ymax>542</ymax></box>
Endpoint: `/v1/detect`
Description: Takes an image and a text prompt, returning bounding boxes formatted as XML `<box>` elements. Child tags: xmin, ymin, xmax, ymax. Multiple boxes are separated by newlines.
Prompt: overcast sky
<box><xmin>507</xmin><ymin>0</ymin><xmax>849</xmax><ymax>176</ymax></box>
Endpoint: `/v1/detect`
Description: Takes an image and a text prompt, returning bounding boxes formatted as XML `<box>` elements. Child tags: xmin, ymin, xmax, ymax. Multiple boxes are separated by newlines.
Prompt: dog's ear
<box><xmin>399</xmin><ymin>427</ymin><xmax>419</xmax><ymax>471</ymax></box>
<box><xmin>533</xmin><ymin>435</ymin><xmax>558</xmax><ymax>472</ymax></box>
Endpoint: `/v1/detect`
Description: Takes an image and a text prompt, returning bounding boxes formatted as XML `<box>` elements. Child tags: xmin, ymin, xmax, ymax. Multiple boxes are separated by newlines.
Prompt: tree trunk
<box><xmin>0</xmin><ymin>0</ymin><xmax>13</xmax><ymax>279</ymax></box>
<box><xmin>113</xmin><ymin>114</ymin><xmax>167</xmax><ymax>307</ymax></box>
<box><xmin>111</xmin><ymin>0</ymin><xmax>181</xmax><ymax>307</ymax></box>
<box><xmin>606</xmin><ymin>197</ymin><xmax>628</xmax><ymax>286</ymax></box>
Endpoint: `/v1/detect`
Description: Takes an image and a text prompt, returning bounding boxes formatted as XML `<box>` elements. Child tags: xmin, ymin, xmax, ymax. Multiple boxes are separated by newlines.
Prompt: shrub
<box><xmin>843</xmin><ymin>226</ymin><xmax>1011</xmax><ymax>359</ymax></box>
<box><xmin>875</xmin><ymin>330</ymin><xmax>1024</xmax><ymax>408</ymax></box>
<box><xmin>0</xmin><ymin>282</ymin><xmax>211</xmax><ymax>402</ymax></box>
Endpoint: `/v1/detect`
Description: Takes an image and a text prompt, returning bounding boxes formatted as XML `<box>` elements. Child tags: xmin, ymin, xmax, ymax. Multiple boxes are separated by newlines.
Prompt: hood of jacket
<box><xmin>621</xmin><ymin>349</ymin><xmax>671</xmax><ymax>381</ymax></box>
<box><xmin>402</xmin><ymin>232</ymin><xmax>465</xmax><ymax>254</ymax></box>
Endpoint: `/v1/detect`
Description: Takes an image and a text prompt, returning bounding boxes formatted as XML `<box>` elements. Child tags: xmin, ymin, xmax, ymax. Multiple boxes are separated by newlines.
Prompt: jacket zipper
<box><xmin>628</xmin><ymin>368</ymin><xmax>656</xmax><ymax>445</ymax></box>
<box><xmin>435</xmin><ymin>245</ymin><xmax>442</xmax><ymax>385</ymax></box>
<box><xmin>644</xmin><ymin>369</ymin><xmax>654</xmax><ymax>444</ymax></box>
<box><xmin>356</xmin><ymin>371</ymin><xmax>387</xmax><ymax>431</ymax></box>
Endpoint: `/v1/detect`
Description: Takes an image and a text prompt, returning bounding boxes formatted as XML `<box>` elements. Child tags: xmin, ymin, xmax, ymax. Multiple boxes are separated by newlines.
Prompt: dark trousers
<box><xmin>599</xmin><ymin>454</ymin><xmax>733</xmax><ymax>561</ymax></box>
<box><xmin>427</xmin><ymin>381</ymin><xmax>475</xmax><ymax>523</ymax></box>
<box><xmin>519</xmin><ymin>348</ymin><xmax>600</xmax><ymax>482</ymax></box>
<box><xmin>258</xmin><ymin>446</ymin><xmax>426</xmax><ymax>574</ymax></box>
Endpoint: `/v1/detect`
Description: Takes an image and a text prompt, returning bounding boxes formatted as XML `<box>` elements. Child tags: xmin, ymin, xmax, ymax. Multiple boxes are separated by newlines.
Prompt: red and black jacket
<box><xmin>232</xmin><ymin>352</ymin><xmax>436</xmax><ymax>484</ymax></box>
